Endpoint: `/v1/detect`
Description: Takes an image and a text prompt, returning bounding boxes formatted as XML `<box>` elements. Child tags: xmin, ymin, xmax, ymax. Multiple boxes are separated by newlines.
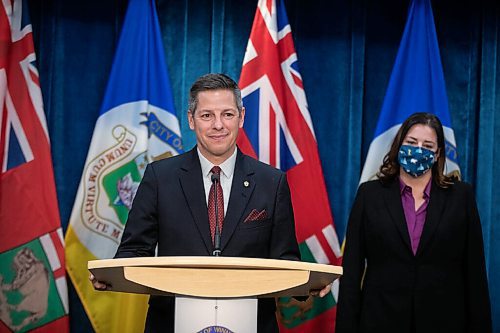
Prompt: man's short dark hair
<box><xmin>188</xmin><ymin>73</ymin><xmax>243</xmax><ymax>114</ymax></box>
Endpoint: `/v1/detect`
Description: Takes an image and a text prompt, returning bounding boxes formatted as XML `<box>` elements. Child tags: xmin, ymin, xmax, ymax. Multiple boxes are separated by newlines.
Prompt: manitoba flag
<box><xmin>0</xmin><ymin>0</ymin><xmax>69</xmax><ymax>332</ymax></box>
<box><xmin>237</xmin><ymin>0</ymin><xmax>341</xmax><ymax>331</ymax></box>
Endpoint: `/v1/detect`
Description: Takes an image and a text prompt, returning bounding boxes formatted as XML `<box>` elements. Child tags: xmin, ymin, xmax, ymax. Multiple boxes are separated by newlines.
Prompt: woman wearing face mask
<box><xmin>336</xmin><ymin>113</ymin><xmax>492</xmax><ymax>333</ymax></box>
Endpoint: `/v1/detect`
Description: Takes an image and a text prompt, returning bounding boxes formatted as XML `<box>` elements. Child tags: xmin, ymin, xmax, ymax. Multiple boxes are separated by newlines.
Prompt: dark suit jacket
<box><xmin>115</xmin><ymin>147</ymin><xmax>300</xmax><ymax>333</ymax></box>
<box><xmin>336</xmin><ymin>179</ymin><xmax>492</xmax><ymax>333</ymax></box>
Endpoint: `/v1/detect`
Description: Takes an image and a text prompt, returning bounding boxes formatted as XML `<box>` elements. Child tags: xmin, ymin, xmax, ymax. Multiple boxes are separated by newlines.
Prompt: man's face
<box><xmin>188</xmin><ymin>89</ymin><xmax>245</xmax><ymax>164</ymax></box>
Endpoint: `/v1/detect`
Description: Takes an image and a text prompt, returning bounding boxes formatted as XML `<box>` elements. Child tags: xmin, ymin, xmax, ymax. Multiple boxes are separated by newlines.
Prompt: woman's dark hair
<box><xmin>378</xmin><ymin>112</ymin><xmax>454</xmax><ymax>187</ymax></box>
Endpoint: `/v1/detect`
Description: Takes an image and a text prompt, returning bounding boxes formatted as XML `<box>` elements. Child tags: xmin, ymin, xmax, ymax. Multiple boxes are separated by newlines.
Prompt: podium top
<box><xmin>88</xmin><ymin>256</ymin><xmax>342</xmax><ymax>298</ymax></box>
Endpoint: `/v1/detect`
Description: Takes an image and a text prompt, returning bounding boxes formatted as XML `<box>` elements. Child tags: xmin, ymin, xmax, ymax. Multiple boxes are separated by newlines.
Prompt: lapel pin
<box><xmin>243</xmin><ymin>180</ymin><xmax>250</xmax><ymax>187</ymax></box>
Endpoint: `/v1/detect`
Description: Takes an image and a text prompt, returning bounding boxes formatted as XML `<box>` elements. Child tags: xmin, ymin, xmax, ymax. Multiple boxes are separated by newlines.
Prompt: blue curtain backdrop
<box><xmin>27</xmin><ymin>0</ymin><xmax>500</xmax><ymax>332</ymax></box>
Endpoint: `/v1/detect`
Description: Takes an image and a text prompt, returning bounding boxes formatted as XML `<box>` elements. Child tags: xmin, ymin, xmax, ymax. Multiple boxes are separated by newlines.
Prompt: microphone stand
<box><xmin>211</xmin><ymin>173</ymin><xmax>222</xmax><ymax>257</ymax></box>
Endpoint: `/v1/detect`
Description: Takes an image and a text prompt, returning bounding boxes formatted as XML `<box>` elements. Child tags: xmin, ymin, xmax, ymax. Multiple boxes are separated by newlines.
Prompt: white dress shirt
<box><xmin>197</xmin><ymin>148</ymin><xmax>237</xmax><ymax>216</ymax></box>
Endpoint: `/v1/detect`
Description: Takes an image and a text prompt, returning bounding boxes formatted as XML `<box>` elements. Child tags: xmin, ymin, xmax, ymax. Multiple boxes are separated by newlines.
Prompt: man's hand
<box><xmin>309</xmin><ymin>283</ymin><xmax>332</xmax><ymax>298</ymax></box>
<box><xmin>89</xmin><ymin>273</ymin><xmax>111</xmax><ymax>291</ymax></box>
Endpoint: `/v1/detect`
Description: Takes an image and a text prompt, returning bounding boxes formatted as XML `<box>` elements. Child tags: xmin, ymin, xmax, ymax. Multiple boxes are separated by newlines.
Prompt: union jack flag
<box><xmin>0</xmin><ymin>0</ymin><xmax>45</xmax><ymax>173</ymax></box>
<box><xmin>237</xmin><ymin>0</ymin><xmax>341</xmax><ymax>331</ymax></box>
<box><xmin>0</xmin><ymin>1</ymin><xmax>69</xmax><ymax>331</ymax></box>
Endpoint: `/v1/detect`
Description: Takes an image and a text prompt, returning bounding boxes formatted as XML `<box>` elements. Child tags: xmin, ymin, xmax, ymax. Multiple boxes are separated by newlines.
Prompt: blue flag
<box><xmin>65</xmin><ymin>0</ymin><xmax>182</xmax><ymax>331</ymax></box>
<box><xmin>360</xmin><ymin>0</ymin><xmax>460</xmax><ymax>183</ymax></box>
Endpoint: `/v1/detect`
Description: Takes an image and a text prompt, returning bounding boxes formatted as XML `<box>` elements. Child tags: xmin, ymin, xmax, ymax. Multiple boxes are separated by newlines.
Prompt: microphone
<box><xmin>211</xmin><ymin>172</ymin><xmax>222</xmax><ymax>257</ymax></box>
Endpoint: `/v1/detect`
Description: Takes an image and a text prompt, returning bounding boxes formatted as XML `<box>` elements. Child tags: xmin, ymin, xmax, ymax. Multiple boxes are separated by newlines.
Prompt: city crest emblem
<box><xmin>80</xmin><ymin>118</ymin><xmax>178</xmax><ymax>244</ymax></box>
<box><xmin>80</xmin><ymin>125</ymin><xmax>145</xmax><ymax>243</ymax></box>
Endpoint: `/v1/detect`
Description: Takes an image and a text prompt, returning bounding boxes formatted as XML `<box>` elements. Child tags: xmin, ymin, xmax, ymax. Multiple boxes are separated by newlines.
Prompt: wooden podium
<box><xmin>88</xmin><ymin>256</ymin><xmax>342</xmax><ymax>332</ymax></box>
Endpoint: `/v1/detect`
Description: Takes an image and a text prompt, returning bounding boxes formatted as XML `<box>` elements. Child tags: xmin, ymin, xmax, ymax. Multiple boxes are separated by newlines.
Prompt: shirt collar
<box><xmin>197</xmin><ymin>147</ymin><xmax>237</xmax><ymax>179</ymax></box>
<box><xmin>399</xmin><ymin>177</ymin><xmax>432</xmax><ymax>198</ymax></box>
<box><xmin>423</xmin><ymin>178</ymin><xmax>432</xmax><ymax>198</ymax></box>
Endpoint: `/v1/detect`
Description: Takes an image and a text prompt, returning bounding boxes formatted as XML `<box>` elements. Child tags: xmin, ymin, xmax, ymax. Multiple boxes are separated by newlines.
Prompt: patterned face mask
<box><xmin>398</xmin><ymin>145</ymin><xmax>436</xmax><ymax>178</ymax></box>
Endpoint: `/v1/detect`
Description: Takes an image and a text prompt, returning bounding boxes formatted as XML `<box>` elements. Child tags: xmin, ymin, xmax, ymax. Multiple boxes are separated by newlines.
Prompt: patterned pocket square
<box><xmin>244</xmin><ymin>209</ymin><xmax>268</xmax><ymax>223</ymax></box>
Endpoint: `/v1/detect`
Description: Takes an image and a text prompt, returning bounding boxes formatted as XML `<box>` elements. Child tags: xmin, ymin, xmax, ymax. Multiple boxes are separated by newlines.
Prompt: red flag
<box><xmin>237</xmin><ymin>0</ymin><xmax>342</xmax><ymax>331</ymax></box>
<box><xmin>0</xmin><ymin>1</ymin><xmax>69</xmax><ymax>331</ymax></box>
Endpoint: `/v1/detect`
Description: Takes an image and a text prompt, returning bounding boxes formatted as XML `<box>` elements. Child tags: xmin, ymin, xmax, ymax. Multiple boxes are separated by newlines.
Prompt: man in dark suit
<box><xmin>91</xmin><ymin>73</ymin><xmax>330</xmax><ymax>332</ymax></box>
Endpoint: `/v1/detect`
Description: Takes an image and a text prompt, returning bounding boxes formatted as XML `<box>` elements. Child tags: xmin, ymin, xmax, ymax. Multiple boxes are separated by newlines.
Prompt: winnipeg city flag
<box><xmin>237</xmin><ymin>0</ymin><xmax>342</xmax><ymax>331</ymax></box>
<box><xmin>360</xmin><ymin>0</ymin><xmax>460</xmax><ymax>184</ymax></box>
<box><xmin>0</xmin><ymin>0</ymin><xmax>69</xmax><ymax>332</ymax></box>
<box><xmin>64</xmin><ymin>0</ymin><xmax>183</xmax><ymax>332</ymax></box>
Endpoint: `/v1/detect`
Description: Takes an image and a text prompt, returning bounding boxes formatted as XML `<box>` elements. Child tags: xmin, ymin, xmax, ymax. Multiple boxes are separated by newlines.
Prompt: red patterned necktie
<box><xmin>208</xmin><ymin>166</ymin><xmax>224</xmax><ymax>243</ymax></box>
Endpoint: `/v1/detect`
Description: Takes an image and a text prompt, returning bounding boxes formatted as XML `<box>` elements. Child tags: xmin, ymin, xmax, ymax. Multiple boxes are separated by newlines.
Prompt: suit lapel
<box><xmin>384</xmin><ymin>180</ymin><xmax>413</xmax><ymax>254</ymax></box>
<box><xmin>179</xmin><ymin>148</ymin><xmax>213</xmax><ymax>254</ymax></box>
<box><xmin>416</xmin><ymin>182</ymin><xmax>447</xmax><ymax>256</ymax></box>
<box><xmin>221</xmin><ymin>150</ymin><xmax>255</xmax><ymax>251</ymax></box>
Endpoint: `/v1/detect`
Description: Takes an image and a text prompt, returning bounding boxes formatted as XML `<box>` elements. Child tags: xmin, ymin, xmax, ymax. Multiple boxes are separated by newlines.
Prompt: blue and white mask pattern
<box><xmin>398</xmin><ymin>145</ymin><xmax>436</xmax><ymax>178</ymax></box>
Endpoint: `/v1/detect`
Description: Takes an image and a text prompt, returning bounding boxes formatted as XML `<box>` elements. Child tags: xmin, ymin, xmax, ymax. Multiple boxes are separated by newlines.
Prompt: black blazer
<box><xmin>336</xmin><ymin>179</ymin><xmax>491</xmax><ymax>333</ymax></box>
<box><xmin>115</xmin><ymin>147</ymin><xmax>300</xmax><ymax>333</ymax></box>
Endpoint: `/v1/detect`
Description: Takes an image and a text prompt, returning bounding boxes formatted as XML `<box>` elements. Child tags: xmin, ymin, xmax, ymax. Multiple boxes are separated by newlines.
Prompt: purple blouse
<box><xmin>399</xmin><ymin>178</ymin><xmax>432</xmax><ymax>255</ymax></box>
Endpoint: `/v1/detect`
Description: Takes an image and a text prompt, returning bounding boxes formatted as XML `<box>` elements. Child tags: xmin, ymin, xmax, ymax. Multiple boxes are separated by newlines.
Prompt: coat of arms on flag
<box><xmin>0</xmin><ymin>231</ymin><xmax>67</xmax><ymax>332</ymax></box>
<box><xmin>237</xmin><ymin>0</ymin><xmax>341</xmax><ymax>331</ymax></box>
<box><xmin>64</xmin><ymin>0</ymin><xmax>183</xmax><ymax>332</ymax></box>
<box><xmin>0</xmin><ymin>0</ymin><xmax>69</xmax><ymax>332</ymax></box>
<box><xmin>72</xmin><ymin>102</ymin><xmax>183</xmax><ymax>246</ymax></box>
